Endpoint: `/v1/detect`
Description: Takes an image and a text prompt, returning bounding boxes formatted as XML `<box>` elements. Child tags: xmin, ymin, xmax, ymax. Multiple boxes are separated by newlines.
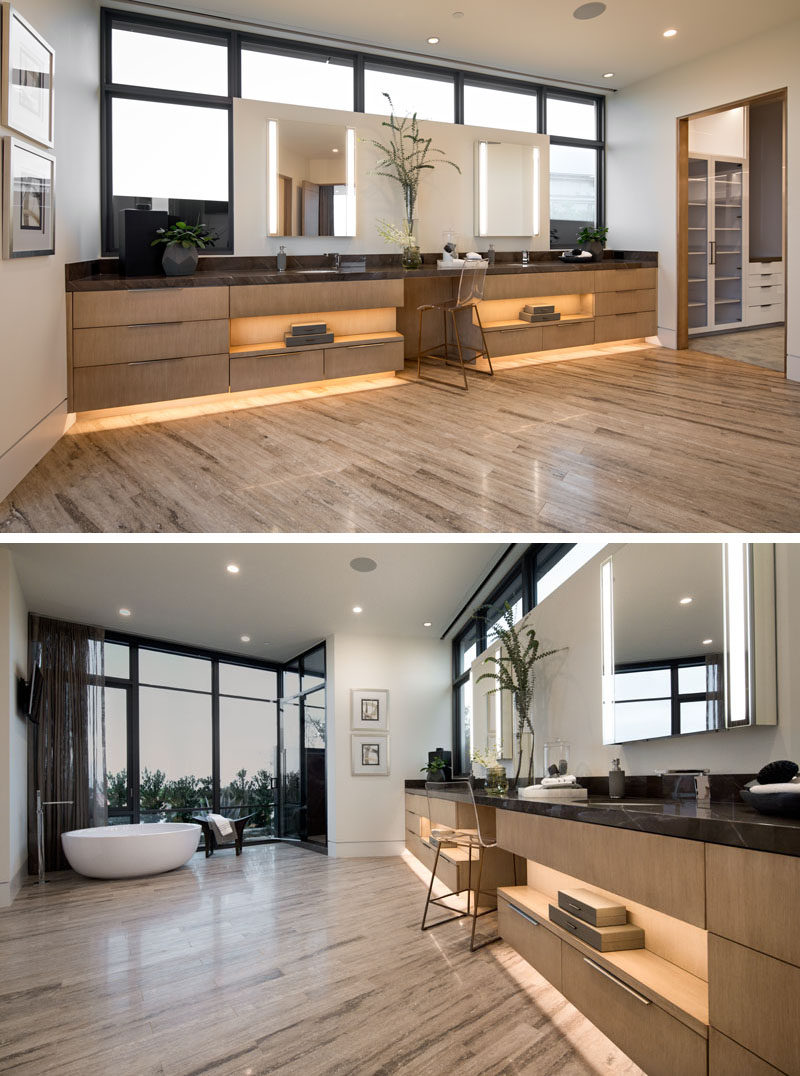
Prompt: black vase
<box><xmin>119</xmin><ymin>204</ymin><xmax>168</xmax><ymax>277</ymax></box>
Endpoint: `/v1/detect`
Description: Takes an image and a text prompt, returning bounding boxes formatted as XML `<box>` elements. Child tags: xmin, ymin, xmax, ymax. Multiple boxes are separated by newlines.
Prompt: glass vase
<box><xmin>401</xmin><ymin>217</ymin><xmax>422</xmax><ymax>269</ymax></box>
<box><xmin>485</xmin><ymin>764</ymin><xmax>508</xmax><ymax>797</ymax></box>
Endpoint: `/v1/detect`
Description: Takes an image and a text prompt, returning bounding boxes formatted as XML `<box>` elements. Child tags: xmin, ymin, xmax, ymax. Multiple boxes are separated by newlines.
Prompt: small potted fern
<box><xmin>151</xmin><ymin>220</ymin><xmax>217</xmax><ymax>277</ymax></box>
<box><xmin>577</xmin><ymin>225</ymin><xmax>608</xmax><ymax>263</ymax></box>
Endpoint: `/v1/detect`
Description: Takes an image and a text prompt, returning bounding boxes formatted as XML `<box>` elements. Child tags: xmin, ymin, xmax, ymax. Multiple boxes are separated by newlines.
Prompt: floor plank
<box><xmin>0</xmin><ymin>845</ymin><xmax>643</xmax><ymax>1075</ymax></box>
<box><xmin>689</xmin><ymin>325</ymin><xmax>784</xmax><ymax>372</ymax></box>
<box><xmin>3</xmin><ymin>345</ymin><xmax>800</xmax><ymax>532</ymax></box>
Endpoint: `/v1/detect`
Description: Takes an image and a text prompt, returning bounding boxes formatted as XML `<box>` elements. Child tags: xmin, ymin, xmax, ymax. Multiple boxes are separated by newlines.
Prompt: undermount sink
<box><xmin>586</xmin><ymin>799</ymin><xmax>668</xmax><ymax>809</ymax></box>
<box><xmin>281</xmin><ymin>267</ymin><xmax>338</xmax><ymax>275</ymax></box>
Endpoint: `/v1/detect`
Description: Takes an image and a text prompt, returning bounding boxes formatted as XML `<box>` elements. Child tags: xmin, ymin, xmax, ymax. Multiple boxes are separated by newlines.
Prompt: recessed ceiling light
<box><xmin>241</xmin><ymin>635</ymin><xmax>251</xmax><ymax>643</ymax></box>
<box><xmin>350</xmin><ymin>557</ymin><xmax>377</xmax><ymax>573</ymax></box>
<box><xmin>702</xmin><ymin>638</ymin><xmax>713</xmax><ymax>645</ymax></box>
<box><xmin>679</xmin><ymin>596</ymin><xmax>693</xmax><ymax>605</ymax></box>
<box><xmin>603</xmin><ymin>72</ymin><xmax>615</xmax><ymax>79</ymax></box>
<box><xmin>226</xmin><ymin>563</ymin><xmax>240</xmax><ymax>574</ymax></box>
<box><xmin>423</xmin><ymin>621</ymin><xmax>433</xmax><ymax>628</ymax></box>
<box><xmin>573</xmin><ymin>2</ymin><xmax>607</xmax><ymax>20</ymax></box>
<box><xmin>118</xmin><ymin>608</ymin><xmax>131</xmax><ymax>617</ymax></box>
<box><xmin>663</xmin><ymin>28</ymin><xmax>678</xmax><ymax>37</ymax></box>
<box><xmin>332</xmin><ymin>147</ymin><xmax>339</xmax><ymax>153</ymax></box>
<box><xmin>352</xmin><ymin>605</ymin><xmax>363</xmax><ymax>614</ymax></box>
<box><xmin>427</xmin><ymin>35</ymin><xmax>440</xmax><ymax>44</ymax></box>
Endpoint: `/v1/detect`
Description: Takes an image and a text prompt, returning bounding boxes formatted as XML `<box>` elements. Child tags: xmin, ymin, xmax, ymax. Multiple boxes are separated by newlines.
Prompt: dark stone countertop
<box><xmin>405</xmin><ymin>780</ymin><xmax>800</xmax><ymax>858</ymax></box>
<box><xmin>65</xmin><ymin>251</ymin><xmax>658</xmax><ymax>292</ymax></box>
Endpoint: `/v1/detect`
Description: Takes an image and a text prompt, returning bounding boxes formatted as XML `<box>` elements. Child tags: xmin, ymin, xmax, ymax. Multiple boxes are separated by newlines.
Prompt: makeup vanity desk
<box><xmin>405</xmin><ymin>784</ymin><xmax>800</xmax><ymax>1076</ymax></box>
<box><xmin>64</xmin><ymin>254</ymin><xmax>657</xmax><ymax>413</ymax></box>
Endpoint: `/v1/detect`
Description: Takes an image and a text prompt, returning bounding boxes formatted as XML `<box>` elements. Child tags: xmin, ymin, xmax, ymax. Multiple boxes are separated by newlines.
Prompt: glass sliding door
<box><xmin>278</xmin><ymin>697</ymin><xmax>303</xmax><ymax>840</ymax></box>
<box><xmin>303</xmin><ymin>687</ymin><xmax>327</xmax><ymax>846</ymax></box>
<box><xmin>714</xmin><ymin>160</ymin><xmax>744</xmax><ymax>327</ymax></box>
<box><xmin>219</xmin><ymin>663</ymin><xmax>279</xmax><ymax>840</ymax></box>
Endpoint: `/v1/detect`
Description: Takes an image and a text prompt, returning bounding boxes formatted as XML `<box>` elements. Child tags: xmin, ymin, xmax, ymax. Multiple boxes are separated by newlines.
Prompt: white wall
<box><xmin>472</xmin><ymin>544</ymin><xmax>800</xmax><ymax>780</ymax></box>
<box><xmin>327</xmin><ymin>632</ymin><xmax>451</xmax><ymax>857</ymax></box>
<box><xmin>0</xmin><ymin>550</ymin><xmax>29</xmax><ymax>908</ymax></box>
<box><xmin>234</xmin><ymin>98</ymin><xmax>550</xmax><ymax>257</ymax></box>
<box><xmin>606</xmin><ymin>18</ymin><xmax>799</xmax><ymax>377</ymax></box>
<box><xmin>0</xmin><ymin>0</ymin><xmax>100</xmax><ymax>501</ymax></box>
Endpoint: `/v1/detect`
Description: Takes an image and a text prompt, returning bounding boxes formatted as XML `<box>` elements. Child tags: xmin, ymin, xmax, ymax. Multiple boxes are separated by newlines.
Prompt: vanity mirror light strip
<box><xmin>601</xmin><ymin>556</ymin><xmax>615</xmax><ymax>746</ymax></box>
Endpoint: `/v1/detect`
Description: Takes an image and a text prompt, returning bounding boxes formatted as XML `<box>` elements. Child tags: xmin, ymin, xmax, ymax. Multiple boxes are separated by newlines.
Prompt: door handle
<box><xmin>583</xmin><ymin>958</ymin><xmax>651</xmax><ymax>1004</ymax></box>
<box><xmin>709</xmin><ymin>241</ymin><xmax>716</xmax><ymax>265</ymax></box>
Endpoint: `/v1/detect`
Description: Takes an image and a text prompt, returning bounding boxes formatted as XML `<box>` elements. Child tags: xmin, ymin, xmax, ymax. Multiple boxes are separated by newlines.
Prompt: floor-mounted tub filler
<box><xmin>61</xmin><ymin>822</ymin><xmax>201</xmax><ymax>879</ymax></box>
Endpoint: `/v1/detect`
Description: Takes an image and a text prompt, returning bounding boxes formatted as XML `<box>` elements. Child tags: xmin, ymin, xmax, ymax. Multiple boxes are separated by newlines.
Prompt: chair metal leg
<box><xmin>416</xmin><ymin>307</ymin><xmax>424</xmax><ymax>381</ymax></box>
<box><xmin>421</xmin><ymin>841</ymin><xmax>470</xmax><ymax>932</ymax></box>
<box><xmin>473</xmin><ymin>305</ymin><xmax>494</xmax><ymax>376</ymax></box>
<box><xmin>470</xmin><ymin>846</ymin><xmax>502</xmax><ymax>952</ymax></box>
<box><xmin>450</xmin><ymin>309</ymin><xmax>470</xmax><ymax>390</ymax></box>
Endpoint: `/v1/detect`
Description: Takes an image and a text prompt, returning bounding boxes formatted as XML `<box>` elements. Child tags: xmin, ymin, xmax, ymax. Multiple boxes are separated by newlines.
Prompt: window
<box><xmin>364</xmin><ymin>63</ymin><xmax>455</xmax><ymax>122</ymax></box>
<box><xmin>111</xmin><ymin>25</ymin><xmax>228</xmax><ymax>95</ymax></box>
<box><xmin>536</xmin><ymin>541</ymin><xmax>606</xmax><ymax>603</ymax></box>
<box><xmin>549</xmin><ymin>144</ymin><xmax>599</xmax><ymax>248</ymax></box>
<box><xmin>546</xmin><ymin>95</ymin><xmax>598</xmax><ymax>140</ymax></box>
<box><xmin>464</xmin><ymin>81</ymin><xmax>537</xmax><ymax>133</ymax></box>
<box><xmin>614</xmin><ymin>658</ymin><xmax>715</xmax><ymax>740</ymax></box>
<box><xmin>241</xmin><ymin>44</ymin><xmax>354</xmax><ymax>110</ymax></box>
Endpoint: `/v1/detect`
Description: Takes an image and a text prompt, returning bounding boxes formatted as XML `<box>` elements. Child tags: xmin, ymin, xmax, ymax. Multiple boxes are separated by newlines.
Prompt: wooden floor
<box><xmin>689</xmin><ymin>325</ymin><xmax>784</xmax><ymax>372</ymax></box>
<box><xmin>3</xmin><ymin>343</ymin><xmax>800</xmax><ymax>532</ymax></box>
<box><xmin>0</xmin><ymin>845</ymin><xmax>642</xmax><ymax>1075</ymax></box>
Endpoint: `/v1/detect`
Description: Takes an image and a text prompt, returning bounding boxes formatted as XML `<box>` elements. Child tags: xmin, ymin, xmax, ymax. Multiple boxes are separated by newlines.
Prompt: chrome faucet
<box><xmin>329</xmin><ymin>252</ymin><xmax>341</xmax><ymax>271</ymax></box>
<box><xmin>693</xmin><ymin>773</ymin><xmax>711</xmax><ymax>805</ymax></box>
<box><xmin>520</xmin><ymin>250</ymin><xmax>529</xmax><ymax>266</ymax></box>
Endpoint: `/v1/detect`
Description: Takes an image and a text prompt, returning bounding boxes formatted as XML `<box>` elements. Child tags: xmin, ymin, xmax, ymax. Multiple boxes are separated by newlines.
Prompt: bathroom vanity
<box><xmin>64</xmin><ymin>255</ymin><xmax>657</xmax><ymax>413</ymax></box>
<box><xmin>405</xmin><ymin>786</ymin><xmax>800</xmax><ymax>1076</ymax></box>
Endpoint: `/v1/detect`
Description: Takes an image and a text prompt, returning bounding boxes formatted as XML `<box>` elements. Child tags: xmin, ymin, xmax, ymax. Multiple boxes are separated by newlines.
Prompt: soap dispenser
<box><xmin>487</xmin><ymin>243</ymin><xmax>496</xmax><ymax>265</ymax></box>
<box><xmin>609</xmin><ymin>758</ymin><xmax>625</xmax><ymax>800</ymax></box>
<box><xmin>277</xmin><ymin>245</ymin><xmax>287</xmax><ymax>272</ymax></box>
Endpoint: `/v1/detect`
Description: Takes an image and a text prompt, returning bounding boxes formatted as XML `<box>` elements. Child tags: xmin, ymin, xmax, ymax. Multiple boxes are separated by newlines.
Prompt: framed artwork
<box><xmin>2</xmin><ymin>136</ymin><xmax>55</xmax><ymax>257</ymax></box>
<box><xmin>351</xmin><ymin>734</ymin><xmax>389</xmax><ymax>776</ymax></box>
<box><xmin>351</xmin><ymin>688</ymin><xmax>389</xmax><ymax>731</ymax></box>
<box><xmin>1</xmin><ymin>4</ymin><xmax>55</xmax><ymax>147</ymax></box>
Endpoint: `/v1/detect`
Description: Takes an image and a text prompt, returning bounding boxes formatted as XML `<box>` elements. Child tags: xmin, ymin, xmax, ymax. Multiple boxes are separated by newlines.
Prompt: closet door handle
<box><xmin>709</xmin><ymin>241</ymin><xmax>716</xmax><ymax>265</ymax></box>
<box><xmin>583</xmin><ymin>958</ymin><xmax>651</xmax><ymax>1005</ymax></box>
<box><xmin>507</xmin><ymin>902</ymin><xmax>540</xmax><ymax>927</ymax></box>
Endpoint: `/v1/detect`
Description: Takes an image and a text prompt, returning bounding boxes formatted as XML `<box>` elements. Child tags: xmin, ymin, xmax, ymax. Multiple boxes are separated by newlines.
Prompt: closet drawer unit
<box><xmin>594</xmin><ymin>288</ymin><xmax>657</xmax><ymax>316</ymax></box>
<box><xmin>498</xmin><ymin>895</ymin><xmax>563</xmax><ymax>990</ymax></box>
<box><xmin>230</xmin><ymin>349</ymin><xmax>324</xmax><ymax>392</ymax></box>
<box><xmin>709</xmin><ymin>934</ymin><xmax>800</xmax><ymax>1075</ymax></box>
<box><xmin>748</xmin><ymin>261</ymin><xmax>783</xmax><ymax>278</ymax></box>
<box><xmin>748</xmin><ymin>302</ymin><xmax>784</xmax><ymax>326</ymax></box>
<box><xmin>593</xmin><ymin>268</ymin><xmax>657</xmax><ymax>292</ymax></box>
<box><xmin>747</xmin><ymin>284</ymin><xmax>784</xmax><ymax>306</ymax></box>
<box><xmin>73</xmin><ymin>319</ymin><xmax>229</xmax><ymax>368</ymax></box>
<box><xmin>747</xmin><ymin>271</ymin><xmax>783</xmax><ymax>287</ymax></box>
<box><xmin>541</xmin><ymin>321</ymin><xmax>594</xmax><ymax>350</ymax></box>
<box><xmin>229</xmin><ymin>279</ymin><xmax>403</xmax><ymax>318</ymax></box>
<box><xmin>485</xmin><ymin>324</ymin><xmax>542</xmax><ymax>358</ymax></box>
<box><xmin>594</xmin><ymin>311</ymin><xmax>656</xmax><ymax>342</ymax></box>
<box><xmin>323</xmin><ymin>339</ymin><xmax>404</xmax><ymax>379</ymax></box>
<box><xmin>561</xmin><ymin>945</ymin><xmax>707</xmax><ymax>1076</ymax></box>
<box><xmin>483</xmin><ymin>271</ymin><xmax>595</xmax><ymax>301</ymax></box>
<box><xmin>72</xmin><ymin>286</ymin><xmax>229</xmax><ymax>328</ymax></box>
<box><xmin>72</xmin><ymin>353</ymin><xmax>229</xmax><ymax>412</ymax></box>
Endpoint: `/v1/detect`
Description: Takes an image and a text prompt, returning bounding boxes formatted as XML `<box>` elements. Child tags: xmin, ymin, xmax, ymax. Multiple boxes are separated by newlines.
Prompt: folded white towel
<box><xmin>541</xmin><ymin>775</ymin><xmax>578</xmax><ymax>787</ymax></box>
<box><xmin>750</xmin><ymin>781</ymin><xmax>800</xmax><ymax>795</ymax></box>
<box><xmin>208</xmin><ymin>813</ymin><xmax>235</xmax><ymax>842</ymax></box>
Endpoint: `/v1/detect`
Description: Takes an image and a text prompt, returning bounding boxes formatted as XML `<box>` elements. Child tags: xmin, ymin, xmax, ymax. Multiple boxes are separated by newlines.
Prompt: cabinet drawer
<box><xmin>230</xmin><ymin>349</ymin><xmax>324</xmax><ymax>392</ymax></box>
<box><xmin>496</xmin><ymin>812</ymin><xmax>705</xmax><ymax>926</ymax></box>
<box><xmin>324</xmin><ymin>339</ymin><xmax>404</xmax><ymax>379</ymax></box>
<box><xmin>748</xmin><ymin>261</ymin><xmax>783</xmax><ymax>277</ymax></box>
<box><xmin>483</xmin><ymin>270</ymin><xmax>595</xmax><ymax>301</ymax></box>
<box><xmin>709</xmin><ymin>934</ymin><xmax>800</xmax><ymax>1074</ymax></box>
<box><xmin>72</xmin><ymin>353</ymin><xmax>229</xmax><ymax>412</ymax></box>
<box><xmin>707</xmin><ymin>845</ymin><xmax>800</xmax><ymax>966</ymax></box>
<box><xmin>594</xmin><ymin>288</ymin><xmax>657</xmax><ymax>316</ymax></box>
<box><xmin>498</xmin><ymin>895</ymin><xmax>563</xmax><ymax>989</ymax></box>
<box><xmin>595</xmin><ymin>311</ymin><xmax>656</xmax><ymax>342</ymax></box>
<box><xmin>709</xmin><ymin>1029</ymin><xmax>784</xmax><ymax>1076</ymax></box>
<box><xmin>748</xmin><ymin>284</ymin><xmax>785</xmax><ymax>305</ymax></box>
<box><xmin>593</xmin><ymin>267</ymin><xmax>657</xmax><ymax>292</ymax></box>
<box><xmin>542</xmin><ymin>321</ymin><xmax>594</xmax><ymax>350</ymax></box>
<box><xmin>561</xmin><ymin>945</ymin><xmax>707</xmax><ymax>1076</ymax></box>
<box><xmin>748</xmin><ymin>303</ymin><xmax>784</xmax><ymax>326</ymax></box>
<box><xmin>405</xmin><ymin>793</ymin><xmax>428</xmax><ymax>817</ymax></box>
<box><xmin>405</xmin><ymin>831</ymin><xmax>467</xmax><ymax>894</ymax></box>
<box><xmin>229</xmin><ymin>279</ymin><xmax>403</xmax><ymax>318</ymax></box>
<box><xmin>73</xmin><ymin>319</ymin><xmax>229</xmax><ymax>368</ymax></box>
<box><xmin>72</xmin><ymin>286</ymin><xmax>229</xmax><ymax>328</ymax></box>
<box><xmin>485</xmin><ymin>324</ymin><xmax>542</xmax><ymax>358</ymax></box>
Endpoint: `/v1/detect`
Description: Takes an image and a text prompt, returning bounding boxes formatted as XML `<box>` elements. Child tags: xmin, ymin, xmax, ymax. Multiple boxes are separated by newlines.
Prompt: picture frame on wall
<box><xmin>351</xmin><ymin>734</ymin><xmax>390</xmax><ymax>776</ymax></box>
<box><xmin>1</xmin><ymin>4</ymin><xmax>55</xmax><ymax>148</ymax></box>
<box><xmin>351</xmin><ymin>688</ymin><xmax>389</xmax><ymax>731</ymax></box>
<box><xmin>2</xmin><ymin>136</ymin><xmax>55</xmax><ymax>257</ymax></box>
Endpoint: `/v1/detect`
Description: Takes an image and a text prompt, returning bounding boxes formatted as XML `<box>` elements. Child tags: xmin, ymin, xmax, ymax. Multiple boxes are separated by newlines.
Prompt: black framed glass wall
<box><xmin>100</xmin><ymin>7</ymin><xmax>606</xmax><ymax>254</ymax></box>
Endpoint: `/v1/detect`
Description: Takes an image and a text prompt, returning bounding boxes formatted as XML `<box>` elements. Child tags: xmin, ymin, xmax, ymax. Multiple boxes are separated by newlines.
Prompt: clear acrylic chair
<box><xmin>420</xmin><ymin>778</ymin><xmax>503</xmax><ymax>951</ymax></box>
<box><xmin>416</xmin><ymin>260</ymin><xmax>494</xmax><ymax>390</ymax></box>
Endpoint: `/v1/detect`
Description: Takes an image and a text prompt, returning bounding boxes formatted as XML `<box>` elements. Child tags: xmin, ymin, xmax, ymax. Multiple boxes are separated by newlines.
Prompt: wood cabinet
<box><xmin>485</xmin><ymin>324</ymin><xmax>543</xmax><ymax>358</ymax></box>
<box><xmin>230</xmin><ymin>349</ymin><xmax>324</xmax><ymax>393</ymax></box>
<box><xmin>73</xmin><ymin>319</ymin><xmax>229</xmax><ymax>368</ymax></box>
<box><xmin>324</xmin><ymin>339</ymin><xmax>404</xmax><ymax>379</ymax></box>
<box><xmin>595</xmin><ymin>311</ymin><xmax>657</xmax><ymax>343</ymax></box>
<box><xmin>497</xmin><ymin>894</ymin><xmax>563</xmax><ymax>989</ymax></box>
<box><xmin>483</xmin><ymin>269</ymin><xmax>595</xmax><ymax>301</ymax></box>
<box><xmin>72</xmin><ymin>286</ymin><xmax>229</xmax><ymax>328</ymax></box>
<box><xmin>229</xmin><ymin>279</ymin><xmax>403</xmax><ymax>318</ymax></box>
<box><xmin>73</xmin><ymin>353</ymin><xmax>230</xmax><ymax>412</ymax></box>
<box><xmin>708</xmin><ymin>1030</ymin><xmax>784</xmax><ymax>1076</ymax></box>
<box><xmin>594</xmin><ymin>267</ymin><xmax>657</xmax><ymax>292</ymax></box>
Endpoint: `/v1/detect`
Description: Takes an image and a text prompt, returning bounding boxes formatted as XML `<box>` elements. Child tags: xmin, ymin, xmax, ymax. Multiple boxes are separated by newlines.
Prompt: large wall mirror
<box><xmin>601</xmin><ymin>542</ymin><xmax>777</xmax><ymax>744</ymax></box>
<box><xmin>474</xmin><ymin>138</ymin><xmax>543</xmax><ymax>238</ymax></box>
<box><xmin>267</xmin><ymin>118</ymin><xmax>356</xmax><ymax>238</ymax></box>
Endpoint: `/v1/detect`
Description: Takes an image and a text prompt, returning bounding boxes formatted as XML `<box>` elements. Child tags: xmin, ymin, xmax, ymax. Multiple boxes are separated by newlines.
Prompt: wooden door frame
<box><xmin>676</xmin><ymin>89</ymin><xmax>787</xmax><ymax>367</ymax></box>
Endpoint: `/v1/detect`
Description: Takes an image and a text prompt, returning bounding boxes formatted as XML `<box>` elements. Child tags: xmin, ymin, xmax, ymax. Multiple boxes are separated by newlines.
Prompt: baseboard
<box><xmin>655</xmin><ymin>327</ymin><xmax>677</xmax><ymax>350</ymax></box>
<box><xmin>0</xmin><ymin>400</ymin><xmax>74</xmax><ymax>503</ymax></box>
<box><xmin>787</xmin><ymin>352</ymin><xmax>800</xmax><ymax>382</ymax></box>
<box><xmin>0</xmin><ymin>860</ymin><xmax>29</xmax><ymax>908</ymax></box>
<box><xmin>327</xmin><ymin>840</ymin><xmax>405</xmax><ymax>858</ymax></box>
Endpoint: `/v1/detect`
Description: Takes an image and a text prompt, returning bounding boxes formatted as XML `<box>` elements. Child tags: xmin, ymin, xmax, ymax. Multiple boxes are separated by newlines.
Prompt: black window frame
<box><xmin>100</xmin><ymin>6</ymin><xmax>606</xmax><ymax>255</ymax></box>
<box><xmin>614</xmin><ymin>656</ymin><xmax>712</xmax><ymax>739</ymax></box>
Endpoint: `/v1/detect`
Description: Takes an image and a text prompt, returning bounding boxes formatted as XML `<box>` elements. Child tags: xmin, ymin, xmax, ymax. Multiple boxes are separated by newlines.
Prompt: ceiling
<box><xmin>135</xmin><ymin>0</ymin><xmax>800</xmax><ymax>90</ymax></box>
<box><xmin>4</xmin><ymin>542</ymin><xmax>508</xmax><ymax>661</ymax></box>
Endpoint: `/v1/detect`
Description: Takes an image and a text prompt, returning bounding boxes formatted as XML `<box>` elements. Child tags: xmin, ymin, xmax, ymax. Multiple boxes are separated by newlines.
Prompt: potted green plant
<box><xmin>371</xmin><ymin>94</ymin><xmax>461</xmax><ymax>269</ymax></box>
<box><xmin>420</xmin><ymin>755</ymin><xmax>447</xmax><ymax>782</ymax></box>
<box><xmin>151</xmin><ymin>220</ymin><xmax>218</xmax><ymax>277</ymax></box>
<box><xmin>476</xmin><ymin>602</ymin><xmax>563</xmax><ymax>789</ymax></box>
<box><xmin>576</xmin><ymin>225</ymin><xmax>609</xmax><ymax>262</ymax></box>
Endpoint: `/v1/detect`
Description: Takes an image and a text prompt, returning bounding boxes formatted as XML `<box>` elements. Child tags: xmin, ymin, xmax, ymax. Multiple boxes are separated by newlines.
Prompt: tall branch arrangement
<box><xmin>370</xmin><ymin>93</ymin><xmax>461</xmax><ymax>229</ymax></box>
<box><xmin>476</xmin><ymin>603</ymin><xmax>563</xmax><ymax>788</ymax></box>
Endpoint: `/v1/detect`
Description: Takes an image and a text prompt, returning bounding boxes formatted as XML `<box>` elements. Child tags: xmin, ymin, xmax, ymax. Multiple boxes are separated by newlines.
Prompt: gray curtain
<box><xmin>27</xmin><ymin>615</ymin><xmax>106</xmax><ymax>873</ymax></box>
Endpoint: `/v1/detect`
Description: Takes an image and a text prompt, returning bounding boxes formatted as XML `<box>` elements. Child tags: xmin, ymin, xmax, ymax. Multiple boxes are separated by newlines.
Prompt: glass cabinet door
<box><xmin>713</xmin><ymin>160</ymin><xmax>743</xmax><ymax>327</ymax></box>
<box><xmin>687</xmin><ymin>158</ymin><xmax>709</xmax><ymax>331</ymax></box>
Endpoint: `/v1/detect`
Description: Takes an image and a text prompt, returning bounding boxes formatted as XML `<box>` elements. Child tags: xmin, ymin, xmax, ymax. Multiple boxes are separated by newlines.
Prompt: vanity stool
<box><xmin>421</xmin><ymin>779</ymin><xmax>505</xmax><ymax>951</ymax></box>
<box><xmin>415</xmin><ymin>260</ymin><xmax>494</xmax><ymax>390</ymax></box>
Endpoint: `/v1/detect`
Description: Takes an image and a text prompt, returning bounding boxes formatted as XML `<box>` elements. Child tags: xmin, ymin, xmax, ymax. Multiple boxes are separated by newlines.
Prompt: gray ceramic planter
<box><xmin>162</xmin><ymin>245</ymin><xmax>199</xmax><ymax>276</ymax></box>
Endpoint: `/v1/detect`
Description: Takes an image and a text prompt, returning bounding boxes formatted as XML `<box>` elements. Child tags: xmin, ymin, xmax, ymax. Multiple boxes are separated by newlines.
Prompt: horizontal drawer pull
<box><xmin>583</xmin><ymin>958</ymin><xmax>651</xmax><ymax>1005</ymax></box>
<box><xmin>126</xmin><ymin>321</ymin><xmax>184</xmax><ymax>329</ymax></box>
<box><xmin>507</xmin><ymin>902</ymin><xmax>540</xmax><ymax>927</ymax></box>
<box><xmin>130</xmin><ymin>287</ymin><xmax>186</xmax><ymax>292</ymax></box>
<box><xmin>127</xmin><ymin>359</ymin><xmax>169</xmax><ymax>366</ymax></box>
<box><xmin>562</xmin><ymin>899</ymin><xmax>583</xmax><ymax>914</ymax></box>
<box><xmin>340</xmin><ymin>343</ymin><xmax>380</xmax><ymax>350</ymax></box>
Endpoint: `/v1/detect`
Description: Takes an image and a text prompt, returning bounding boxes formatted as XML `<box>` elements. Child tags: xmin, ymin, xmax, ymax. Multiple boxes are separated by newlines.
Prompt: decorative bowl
<box><xmin>740</xmin><ymin>788</ymin><xmax>800</xmax><ymax>818</ymax></box>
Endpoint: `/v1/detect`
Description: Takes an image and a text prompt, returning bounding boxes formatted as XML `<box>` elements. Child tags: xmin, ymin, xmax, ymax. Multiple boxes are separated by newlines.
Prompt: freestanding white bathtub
<box><xmin>61</xmin><ymin>822</ymin><xmax>201</xmax><ymax>879</ymax></box>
